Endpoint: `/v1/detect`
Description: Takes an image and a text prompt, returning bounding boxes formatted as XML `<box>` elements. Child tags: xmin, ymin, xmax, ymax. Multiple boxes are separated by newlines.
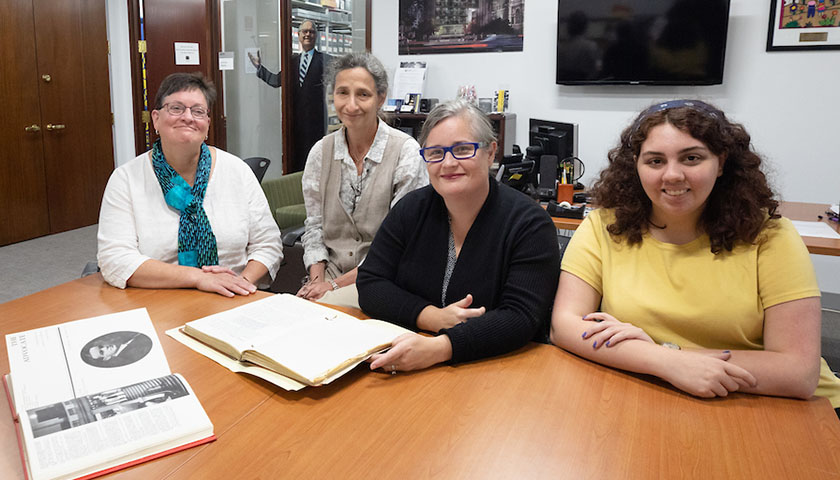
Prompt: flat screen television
<box><xmin>556</xmin><ymin>0</ymin><xmax>731</xmax><ymax>85</ymax></box>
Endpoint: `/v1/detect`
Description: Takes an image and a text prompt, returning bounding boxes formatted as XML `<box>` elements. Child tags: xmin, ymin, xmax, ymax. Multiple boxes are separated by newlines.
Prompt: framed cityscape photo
<box><xmin>399</xmin><ymin>0</ymin><xmax>524</xmax><ymax>54</ymax></box>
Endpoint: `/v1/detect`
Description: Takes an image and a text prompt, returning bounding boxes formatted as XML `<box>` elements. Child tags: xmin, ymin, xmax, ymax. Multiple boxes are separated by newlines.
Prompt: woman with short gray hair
<box><xmin>357</xmin><ymin>99</ymin><xmax>560</xmax><ymax>372</ymax></box>
<box><xmin>418</xmin><ymin>99</ymin><xmax>497</xmax><ymax>146</ymax></box>
<box><xmin>324</xmin><ymin>51</ymin><xmax>390</xmax><ymax>99</ymax></box>
<box><xmin>297</xmin><ymin>52</ymin><xmax>428</xmax><ymax>306</ymax></box>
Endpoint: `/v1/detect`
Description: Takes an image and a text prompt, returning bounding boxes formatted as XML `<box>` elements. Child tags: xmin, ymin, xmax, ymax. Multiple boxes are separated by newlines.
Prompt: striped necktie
<box><xmin>299</xmin><ymin>52</ymin><xmax>310</xmax><ymax>86</ymax></box>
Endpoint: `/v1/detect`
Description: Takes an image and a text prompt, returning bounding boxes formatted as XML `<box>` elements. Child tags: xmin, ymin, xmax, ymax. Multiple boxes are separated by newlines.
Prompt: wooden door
<box><xmin>0</xmin><ymin>0</ymin><xmax>113</xmax><ymax>246</ymax></box>
<box><xmin>0</xmin><ymin>0</ymin><xmax>50</xmax><ymax>245</ymax></box>
<box><xmin>33</xmin><ymin>0</ymin><xmax>114</xmax><ymax>233</ymax></box>
<box><xmin>129</xmin><ymin>0</ymin><xmax>225</xmax><ymax>154</ymax></box>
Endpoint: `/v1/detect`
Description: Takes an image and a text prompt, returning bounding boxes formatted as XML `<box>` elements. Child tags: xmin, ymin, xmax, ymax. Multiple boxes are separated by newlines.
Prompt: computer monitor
<box><xmin>529</xmin><ymin>119</ymin><xmax>578</xmax><ymax>161</ymax></box>
<box><xmin>529</xmin><ymin>119</ymin><xmax>580</xmax><ymax>183</ymax></box>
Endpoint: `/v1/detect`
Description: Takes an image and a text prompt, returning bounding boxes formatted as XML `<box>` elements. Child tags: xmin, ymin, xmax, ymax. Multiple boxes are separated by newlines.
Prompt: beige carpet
<box><xmin>0</xmin><ymin>224</ymin><xmax>98</xmax><ymax>304</ymax></box>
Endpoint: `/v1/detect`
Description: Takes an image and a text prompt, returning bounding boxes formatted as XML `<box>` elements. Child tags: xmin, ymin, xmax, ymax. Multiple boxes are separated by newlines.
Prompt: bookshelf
<box><xmin>387</xmin><ymin>112</ymin><xmax>517</xmax><ymax>164</ymax></box>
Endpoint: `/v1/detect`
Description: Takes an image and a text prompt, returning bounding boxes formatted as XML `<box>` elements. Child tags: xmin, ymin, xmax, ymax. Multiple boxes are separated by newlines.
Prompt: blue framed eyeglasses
<box><xmin>419</xmin><ymin>142</ymin><xmax>487</xmax><ymax>163</ymax></box>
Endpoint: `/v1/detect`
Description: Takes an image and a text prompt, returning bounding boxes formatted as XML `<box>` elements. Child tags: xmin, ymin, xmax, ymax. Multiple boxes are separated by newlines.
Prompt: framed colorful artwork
<box><xmin>767</xmin><ymin>0</ymin><xmax>840</xmax><ymax>51</ymax></box>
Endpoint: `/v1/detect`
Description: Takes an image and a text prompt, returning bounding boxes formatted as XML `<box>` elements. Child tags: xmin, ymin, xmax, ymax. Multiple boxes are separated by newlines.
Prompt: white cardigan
<box><xmin>97</xmin><ymin>148</ymin><xmax>283</xmax><ymax>288</ymax></box>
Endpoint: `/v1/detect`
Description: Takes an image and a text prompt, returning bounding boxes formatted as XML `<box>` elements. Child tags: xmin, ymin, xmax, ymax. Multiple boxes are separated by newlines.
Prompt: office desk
<box><xmin>550</xmin><ymin>214</ymin><xmax>583</xmax><ymax>231</ymax></box>
<box><xmin>3</xmin><ymin>277</ymin><xmax>840</xmax><ymax>479</ymax></box>
<box><xmin>0</xmin><ymin>275</ymin><xmax>281</xmax><ymax>479</ymax></box>
<box><xmin>779</xmin><ymin>202</ymin><xmax>840</xmax><ymax>256</ymax></box>
<box><xmin>551</xmin><ymin>202</ymin><xmax>840</xmax><ymax>256</ymax></box>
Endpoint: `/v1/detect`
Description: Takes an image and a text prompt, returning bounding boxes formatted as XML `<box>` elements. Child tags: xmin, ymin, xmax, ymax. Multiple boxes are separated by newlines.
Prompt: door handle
<box><xmin>45</xmin><ymin>123</ymin><xmax>66</xmax><ymax>131</ymax></box>
<box><xmin>25</xmin><ymin>124</ymin><xmax>41</xmax><ymax>133</ymax></box>
<box><xmin>41</xmin><ymin>74</ymin><xmax>51</xmax><ymax>82</ymax></box>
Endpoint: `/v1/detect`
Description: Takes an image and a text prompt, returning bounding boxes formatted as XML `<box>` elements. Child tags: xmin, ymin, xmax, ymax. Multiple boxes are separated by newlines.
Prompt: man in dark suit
<box><xmin>248</xmin><ymin>20</ymin><xmax>329</xmax><ymax>173</ymax></box>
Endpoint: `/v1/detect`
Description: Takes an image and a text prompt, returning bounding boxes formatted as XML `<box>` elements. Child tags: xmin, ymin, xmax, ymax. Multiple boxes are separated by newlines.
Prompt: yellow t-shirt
<box><xmin>562</xmin><ymin>208</ymin><xmax>840</xmax><ymax>407</ymax></box>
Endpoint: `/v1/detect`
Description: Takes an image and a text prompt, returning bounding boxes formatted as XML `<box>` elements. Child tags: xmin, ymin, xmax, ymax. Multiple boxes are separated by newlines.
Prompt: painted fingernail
<box><xmin>592</xmin><ymin>340</ymin><xmax>597</xmax><ymax>348</ymax></box>
<box><xmin>582</xmin><ymin>331</ymin><xmax>588</xmax><ymax>338</ymax></box>
<box><xmin>606</xmin><ymin>341</ymin><xmax>610</xmax><ymax>347</ymax></box>
<box><xmin>723</xmin><ymin>350</ymin><xmax>730</xmax><ymax>353</ymax></box>
<box><xmin>582</xmin><ymin>314</ymin><xmax>587</xmax><ymax>319</ymax></box>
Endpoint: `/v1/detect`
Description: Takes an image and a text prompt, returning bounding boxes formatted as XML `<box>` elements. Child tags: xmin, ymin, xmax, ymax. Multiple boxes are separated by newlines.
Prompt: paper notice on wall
<box><xmin>218</xmin><ymin>52</ymin><xmax>234</xmax><ymax>71</ymax></box>
<box><xmin>392</xmin><ymin>61</ymin><xmax>427</xmax><ymax>103</ymax></box>
<box><xmin>175</xmin><ymin>42</ymin><xmax>200</xmax><ymax>65</ymax></box>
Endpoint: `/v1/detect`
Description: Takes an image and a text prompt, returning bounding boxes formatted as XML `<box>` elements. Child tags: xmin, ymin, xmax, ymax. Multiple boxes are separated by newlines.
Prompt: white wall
<box><xmin>372</xmin><ymin>0</ymin><xmax>840</xmax><ymax>293</ymax></box>
<box><xmin>104</xmin><ymin>1</ymin><xmax>839</xmax><ymax>291</ymax></box>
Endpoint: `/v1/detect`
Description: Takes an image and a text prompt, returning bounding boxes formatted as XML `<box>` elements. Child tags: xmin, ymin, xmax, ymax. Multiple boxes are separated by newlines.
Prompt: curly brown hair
<box><xmin>591</xmin><ymin>100</ymin><xmax>778</xmax><ymax>253</ymax></box>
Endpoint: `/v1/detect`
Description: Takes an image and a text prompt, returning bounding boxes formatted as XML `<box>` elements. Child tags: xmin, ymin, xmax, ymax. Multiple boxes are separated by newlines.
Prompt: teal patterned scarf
<box><xmin>151</xmin><ymin>139</ymin><xmax>219</xmax><ymax>267</ymax></box>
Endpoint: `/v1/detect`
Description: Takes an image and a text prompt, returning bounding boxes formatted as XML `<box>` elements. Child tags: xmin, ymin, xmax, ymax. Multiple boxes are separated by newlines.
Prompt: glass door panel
<box><xmin>222</xmin><ymin>0</ymin><xmax>368</xmax><ymax>177</ymax></box>
<box><xmin>221</xmin><ymin>0</ymin><xmax>284</xmax><ymax>180</ymax></box>
<box><xmin>291</xmin><ymin>0</ymin><xmax>366</xmax><ymax>136</ymax></box>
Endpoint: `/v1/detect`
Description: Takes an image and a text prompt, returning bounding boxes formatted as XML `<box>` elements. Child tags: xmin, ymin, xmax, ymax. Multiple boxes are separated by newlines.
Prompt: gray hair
<box><xmin>325</xmin><ymin>52</ymin><xmax>389</xmax><ymax>98</ymax></box>
<box><xmin>418</xmin><ymin>99</ymin><xmax>497</xmax><ymax>147</ymax></box>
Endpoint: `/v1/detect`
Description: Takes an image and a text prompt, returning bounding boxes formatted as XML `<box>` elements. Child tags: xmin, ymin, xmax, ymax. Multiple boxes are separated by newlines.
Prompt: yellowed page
<box><xmin>165</xmin><ymin>327</ymin><xmax>306</xmax><ymax>391</ymax></box>
<box><xmin>249</xmin><ymin>313</ymin><xmax>410</xmax><ymax>384</ymax></box>
<box><xmin>182</xmin><ymin>294</ymin><xmax>411</xmax><ymax>386</ymax></box>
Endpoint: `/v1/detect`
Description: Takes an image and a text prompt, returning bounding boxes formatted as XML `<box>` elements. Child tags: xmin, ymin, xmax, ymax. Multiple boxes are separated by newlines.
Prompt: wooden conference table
<box><xmin>551</xmin><ymin>201</ymin><xmax>840</xmax><ymax>256</ymax></box>
<box><xmin>2</xmin><ymin>276</ymin><xmax>840</xmax><ymax>479</ymax></box>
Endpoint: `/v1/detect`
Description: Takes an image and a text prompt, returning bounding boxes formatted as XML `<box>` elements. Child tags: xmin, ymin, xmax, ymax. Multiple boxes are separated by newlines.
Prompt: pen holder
<box><xmin>556</xmin><ymin>184</ymin><xmax>574</xmax><ymax>204</ymax></box>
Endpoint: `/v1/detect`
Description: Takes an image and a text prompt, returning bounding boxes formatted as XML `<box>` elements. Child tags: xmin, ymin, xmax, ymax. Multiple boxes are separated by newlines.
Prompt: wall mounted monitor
<box><xmin>556</xmin><ymin>0</ymin><xmax>731</xmax><ymax>85</ymax></box>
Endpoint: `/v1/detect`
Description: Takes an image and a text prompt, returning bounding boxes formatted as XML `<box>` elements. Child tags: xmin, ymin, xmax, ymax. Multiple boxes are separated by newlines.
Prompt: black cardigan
<box><xmin>357</xmin><ymin>177</ymin><xmax>560</xmax><ymax>363</ymax></box>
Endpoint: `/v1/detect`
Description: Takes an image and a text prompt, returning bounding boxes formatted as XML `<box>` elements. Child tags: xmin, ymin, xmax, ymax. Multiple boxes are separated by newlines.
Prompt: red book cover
<box><xmin>4</xmin><ymin>373</ymin><xmax>215</xmax><ymax>480</ymax></box>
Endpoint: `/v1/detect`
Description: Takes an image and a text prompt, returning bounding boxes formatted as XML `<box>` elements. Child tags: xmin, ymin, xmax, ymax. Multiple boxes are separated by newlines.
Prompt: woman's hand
<box><xmin>296</xmin><ymin>280</ymin><xmax>332</xmax><ymax>300</ymax></box>
<box><xmin>369</xmin><ymin>333</ymin><xmax>453</xmax><ymax>372</ymax></box>
<box><xmin>201</xmin><ymin>265</ymin><xmax>238</xmax><ymax>276</ymax></box>
<box><xmin>580</xmin><ymin>312</ymin><xmax>655</xmax><ymax>349</ymax></box>
<box><xmin>417</xmin><ymin>294</ymin><xmax>486</xmax><ymax>332</ymax></box>
<box><xmin>195</xmin><ymin>266</ymin><xmax>257</xmax><ymax>297</ymax></box>
<box><xmin>660</xmin><ymin>350</ymin><xmax>758</xmax><ymax>398</ymax></box>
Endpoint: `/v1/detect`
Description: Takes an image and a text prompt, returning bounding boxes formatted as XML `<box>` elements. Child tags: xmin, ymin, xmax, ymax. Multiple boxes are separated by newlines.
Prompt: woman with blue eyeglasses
<box><xmin>97</xmin><ymin>73</ymin><xmax>282</xmax><ymax>297</ymax></box>
<box><xmin>357</xmin><ymin>100</ymin><xmax>560</xmax><ymax>373</ymax></box>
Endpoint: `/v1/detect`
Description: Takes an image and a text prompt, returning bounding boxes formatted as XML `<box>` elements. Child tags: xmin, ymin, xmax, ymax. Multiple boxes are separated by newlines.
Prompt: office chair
<box><xmin>530</xmin><ymin>231</ymin><xmax>574</xmax><ymax>345</ymax></box>
<box><xmin>557</xmin><ymin>231</ymin><xmax>572</xmax><ymax>263</ymax></box>
<box><xmin>268</xmin><ymin>241</ymin><xmax>307</xmax><ymax>294</ymax></box>
<box><xmin>821</xmin><ymin>293</ymin><xmax>840</xmax><ymax>376</ymax></box>
<box><xmin>261</xmin><ymin>171</ymin><xmax>306</xmax><ymax>231</ymax></box>
<box><xmin>243</xmin><ymin>157</ymin><xmax>271</xmax><ymax>183</ymax></box>
<box><xmin>81</xmin><ymin>261</ymin><xmax>100</xmax><ymax>277</ymax></box>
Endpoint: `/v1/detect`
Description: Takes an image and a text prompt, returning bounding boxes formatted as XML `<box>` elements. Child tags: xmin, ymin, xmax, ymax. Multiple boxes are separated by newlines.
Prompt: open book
<box><xmin>4</xmin><ymin>309</ymin><xmax>214</xmax><ymax>480</ymax></box>
<box><xmin>172</xmin><ymin>294</ymin><xmax>411</xmax><ymax>389</ymax></box>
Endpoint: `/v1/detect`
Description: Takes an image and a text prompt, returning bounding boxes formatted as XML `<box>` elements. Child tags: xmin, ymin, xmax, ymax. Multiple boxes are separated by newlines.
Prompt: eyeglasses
<box><xmin>161</xmin><ymin>103</ymin><xmax>209</xmax><ymax>120</ymax></box>
<box><xmin>419</xmin><ymin>142</ymin><xmax>487</xmax><ymax>163</ymax></box>
<box><xmin>299</xmin><ymin>29</ymin><xmax>316</xmax><ymax>36</ymax></box>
